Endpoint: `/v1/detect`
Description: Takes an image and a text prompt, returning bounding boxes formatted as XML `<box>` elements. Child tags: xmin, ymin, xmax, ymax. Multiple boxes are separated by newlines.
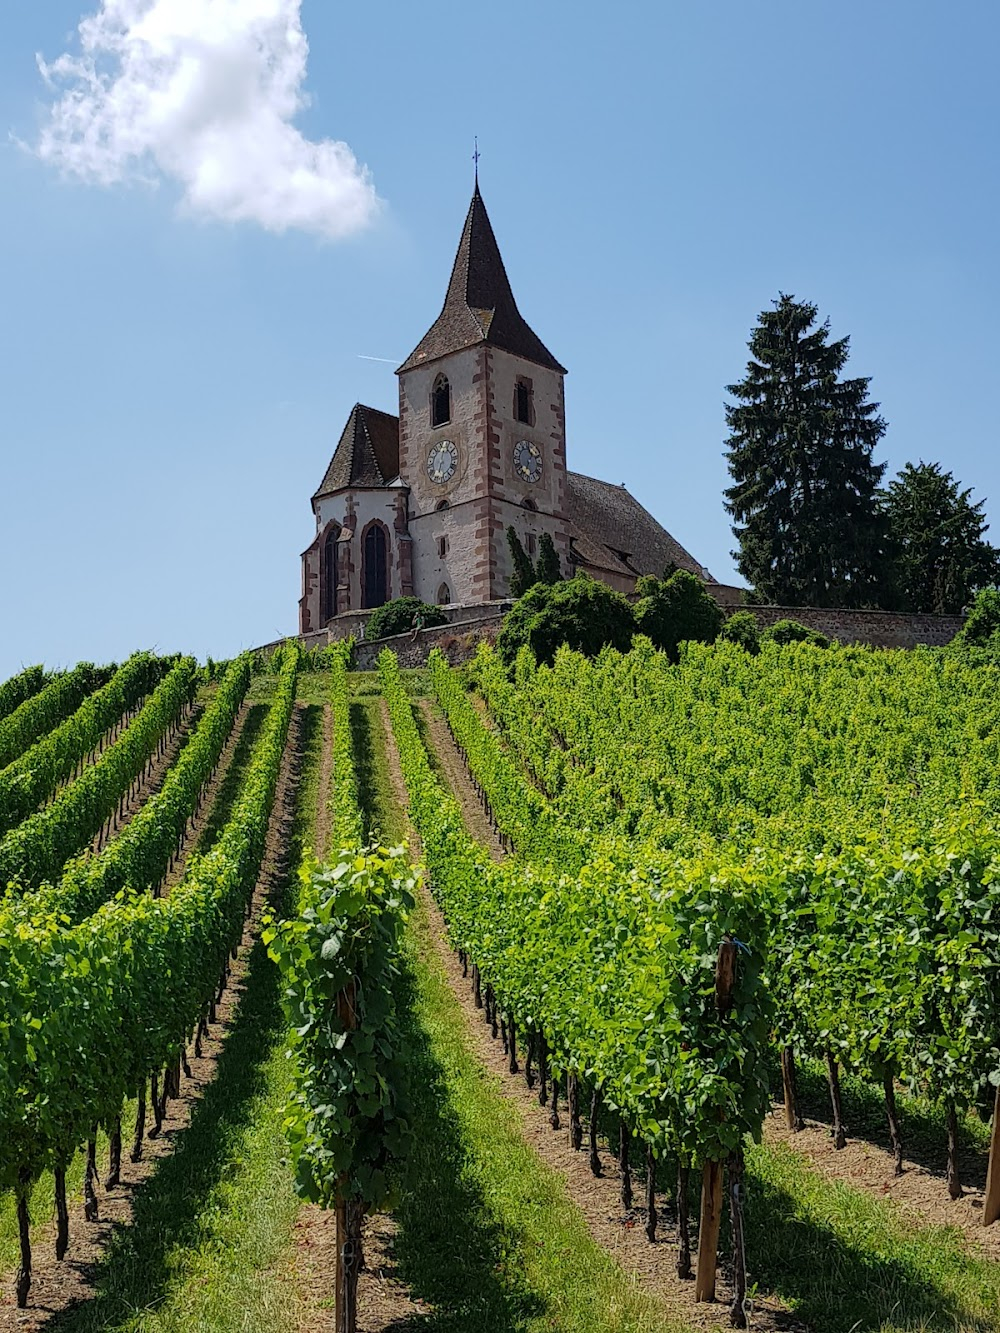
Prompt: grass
<box><xmin>3</xmin><ymin>702</ymin><xmax>327</xmax><ymax>1331</ymax></box>
<box><xmin>390</xmin><ymin>895</ymin><xmax>684</xmax><ymax>1333</ymax></box>
<box><xmin>746</xmin><ymin>1138</ymin><xmax>1000</xmax><ymax>1331</ymax></box>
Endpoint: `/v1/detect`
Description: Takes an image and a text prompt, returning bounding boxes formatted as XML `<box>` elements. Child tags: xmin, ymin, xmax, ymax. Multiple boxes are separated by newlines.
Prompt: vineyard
<box><xmin>2</xmin><ymin>640</ymin><xmax>1000</xmax><ymax>1332</ymax></box>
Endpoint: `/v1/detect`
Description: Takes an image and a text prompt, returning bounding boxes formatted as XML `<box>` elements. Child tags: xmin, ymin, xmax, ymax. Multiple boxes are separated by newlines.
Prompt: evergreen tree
<box><xmin>881</xmin><ymin>461</ymin><xmax>1000</xmax><ymax>614</ymax></box>
<box><xmin>506</xmin><ymin>527</ymin><xmax>536</xmax><ymax>597</ymax></box>
<box><xmin>724</xmin><ymin>294</ymin><xmax>892</xmax><ymax>608</ymax></box>
<box><xmin>536</xmin><ymin>532</ymin><xmax>562</xmax><ymax>585</ymax></box>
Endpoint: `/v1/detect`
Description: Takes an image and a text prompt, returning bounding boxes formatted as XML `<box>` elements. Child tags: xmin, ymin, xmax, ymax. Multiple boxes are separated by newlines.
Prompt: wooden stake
<box><xmin>335</xmin><ymin>978</ymin><xmax>361</xmax><ymax>1333</ymax></box>
<box><xmin>781</xmin><ymin>1046</ymin><xmax>803</xmax><ymax>1131</ymax></box>
<box><xmin>676</xmin><ymin>1162</ymin><xmax>692</xmax><ymax>1279</ymax></box>
<box><xmin>694</xmin><ymin>1159</ymin><xmax>724</xmax><ymax>1302</ymax></box>
<box><xmin>728</xmin><ymin>1152</ymin><xmax>748</xmax><ymax>1327</ymax></box>
<box><xmin>16</xmin><ymin>1170</ymin><xmax>31</xmax><ymax>1309</ymax></box>
<box><xmin>982</xmin><ymin>1083</ymin><xmax>1000</xmax><ymax>1226</ymax></box>
<box><xmin>947</xmin><ymin>1101</ymin><xmax>962</xmax><ymax>1200</ymax></box>
<box><xmin>825</xmin><ymin>1050</ymin><xmax>847</xmax><ymax>1149</ymax></box>
<box><xmin>645</xmin><ymin>1142</ymin><xmax>657</xmax><ymax>1242</ymax></box>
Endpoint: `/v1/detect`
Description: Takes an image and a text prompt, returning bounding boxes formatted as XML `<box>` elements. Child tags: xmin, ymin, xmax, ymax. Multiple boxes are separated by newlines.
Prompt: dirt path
<box><xmin>86</xmin><ymin>702</ymin><xmax>201</xmax><ymax>855</ymax></box>
<box><xmin>380</xmin><ymin>697</ymin><xmax>801</xmax><ymax>1333</ymax></box>
<box><xmin>764</xmin><ymin>1109</ymin><xmax>1000</xmax><ymax>1258</ymax></box>
<box><xmin>0</xmin><ymin>706</ymin><xmax>307</xmax><ymax>1330</ymax></box>
<box><xmin>159</xmin><ymin>699</ymin><xmax>255</xmax><ymax>893</ymax></box>
<box><xmin>416</xmin><ymin>699</ymin><xmax>506</xmax><ymax>862</ymax></box>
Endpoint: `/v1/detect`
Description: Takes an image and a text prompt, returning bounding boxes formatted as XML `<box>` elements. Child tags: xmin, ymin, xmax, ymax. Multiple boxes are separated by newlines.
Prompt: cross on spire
<box><xmin>473</xmin><ymin>136</ymin><xmax>480</xmax><ymax>187</ymax></box>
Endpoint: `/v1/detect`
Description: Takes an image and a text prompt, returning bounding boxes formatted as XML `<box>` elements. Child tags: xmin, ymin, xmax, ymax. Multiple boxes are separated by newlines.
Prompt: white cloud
<box><xmin>35</xmin><ymin>0</ymin><xmax>379</xmax><ymax>240</ymax></box>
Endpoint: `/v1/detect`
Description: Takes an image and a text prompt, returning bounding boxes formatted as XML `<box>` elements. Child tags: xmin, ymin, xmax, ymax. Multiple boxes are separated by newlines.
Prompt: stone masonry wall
<box><xmin>721</xmin><ymin>601</ymin><xmax>963</xmax><ymax>648</ymax></box>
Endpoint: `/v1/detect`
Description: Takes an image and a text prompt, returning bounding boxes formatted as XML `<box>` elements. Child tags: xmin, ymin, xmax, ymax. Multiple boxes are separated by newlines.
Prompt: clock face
<box><xmin>514</xmin><ymin>439</ymin><xmax>542</xmax><ymax>484</ymax></box>
<box><xmin>427</xmin><ymin>440</ymin><xmax>458</xmax><ymax>484</ymax></box>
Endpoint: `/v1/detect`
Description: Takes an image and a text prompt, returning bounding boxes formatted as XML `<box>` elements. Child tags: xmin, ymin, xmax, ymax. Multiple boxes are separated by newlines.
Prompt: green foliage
<box><xmin>535</xmin><ymin>531</ymin><xmax>562</xmax><ymax>585</ymax></box>
<box><xmin>496</xmin><ymin>574</ymin><xmax>635</xmax><ymax>667</ymax></box>
<box><xmin>0</xmin><ymin>661</ymin><xmax>113</xmax><ymax>772</ymax></box>
<box><xmin>882</xmin><ymin>461</ymin><xmax>1000</xmax><ymax>614</ymax></box>
<box><xmin>954</xmin><ymin>587</ymin><xmax>1000</xmax><ymax>650</ymax></box>
<box><xmin>719</xmin><ymin>609</ymin><xmax>761</xmax><ymax>653</ymax></box>
<box><xmin>0</xmin><ymin>646</ymin><xmax>299</xmax><ymax>1195</ymax></box>
<box><xmin>633</xmin><ymin>569</ymin><xmax>724</xmax><ymax>662</ymax></box>
<box><xmin>725</xmin><ymin>293</ymin><xmax>892</xmax><ymax>608</ymax></box>
<box><xmin>5</xmin><ymin>654</ymin><xmax>254</xmax><ymax>923</ymax></box>
<box><xmin>0</xmin><ymin>666</ymin><xmax>48</xmax><ymax>727</ymax></box>
<box><xmin>366</xmin><ymin>597</ymin><xmax>446</xmax><ymax>642</ymax></box>
<box><xmin>382</xmin><ymin>648</ymin><xmax>772</xmax><ymax>1163</ymax></box>
<box><xmin>0</xmin><ymin>653</ymin><xmax>167</xmax><ymax>841</ymax></box>
<box><xmin>506</xmin><ymin>526</ymin><xmax>537</xmax><ymax>597</ymax></box>
<box><xmin>265</xmin><ymin>849</ymin><xmax>415</xmax><ymax>1210</ymax></box>
<box><xmin>762</xmin><ymin>618</ymin><xmax>830</xmax><ymax>648</ymax></box>
<box><xmin>0</xmin><ymin>656</ymin><xmax>198</xmax><ymax>891</ymax></box>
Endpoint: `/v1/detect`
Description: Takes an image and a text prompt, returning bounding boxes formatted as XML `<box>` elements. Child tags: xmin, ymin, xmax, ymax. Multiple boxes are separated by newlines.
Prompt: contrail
<box><xmin>357</xmin><ymin>354</ymin><xmax>399</xmax><ymax>363</ymax></box>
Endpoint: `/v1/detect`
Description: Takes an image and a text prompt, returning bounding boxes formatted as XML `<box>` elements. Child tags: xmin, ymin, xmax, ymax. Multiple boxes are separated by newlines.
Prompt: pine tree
<box><xmin>536</xmin><ymin>532</ymin><xmax>562</xmax><ymax>585</ymax></box>
<box><xmin>506</xmin><ymin>527</ymin><xmax>536</xmax><ymax>598</ymax></box>
<box><xmin>724</xmin><ymin>294</ymin><xmax>892</xmax><ymax>608</ymax></box>
<box><xmin>882</xmin><ymin>462</ymin><xmax>1000</xmax><ymax>614</ymax></box>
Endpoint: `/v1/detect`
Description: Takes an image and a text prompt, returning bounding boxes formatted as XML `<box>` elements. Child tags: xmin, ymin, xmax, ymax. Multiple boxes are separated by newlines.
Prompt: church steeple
<box><xmin>397</xmin><ymin>186</ymin><xmax>565</xmax><ymax>375</ymax></box>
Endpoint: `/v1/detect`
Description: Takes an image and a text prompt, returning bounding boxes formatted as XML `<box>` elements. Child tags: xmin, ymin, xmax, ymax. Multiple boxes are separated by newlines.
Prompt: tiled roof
<box><xmin>564</xmin><ymin>472</ymin><xmax>711</xmax><ymax>582</ymax></box>
<box><xmin>313</xmin><ymin>404</ymin><xmax>400</xmax><ymax>500</ymax></box>
<box><xmin>397</xmin><ymin>186</ymin><xmax>566</xmax><ymax>375</ymax></box>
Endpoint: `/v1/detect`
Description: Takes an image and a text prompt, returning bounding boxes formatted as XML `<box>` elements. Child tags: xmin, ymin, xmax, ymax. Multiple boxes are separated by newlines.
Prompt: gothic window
<box><xmin>431</xmin><ymin>374</ymin><xmax>451</xmax><ymax>427</ymax></box>
<box><xmin>435</xmin><ymin>499</ymin><xmax>450</xmax><ymax>511</ymax></box>
<box><xmin>322</xmin><ymin>528</ymin><xmax>339</xmax><ymax>621</ymax></box>
<box><xmin>437</xmin><ymin>582</ymin><xmax>451</xmax><ymax>605</ymax></box>
<box><xmin>438</xmin><ymin>535</ymin><xmax>448</xmax><ymax>559</ymax></box>
<box><xmin>515</xmin><ymin>377</ymin><xmax>534</xmax><ymax>425</ymax></box>
<box><xmin>362</xmin><ymin>523</ymin><xmax>389</xmax><ymax>609</ymax></box>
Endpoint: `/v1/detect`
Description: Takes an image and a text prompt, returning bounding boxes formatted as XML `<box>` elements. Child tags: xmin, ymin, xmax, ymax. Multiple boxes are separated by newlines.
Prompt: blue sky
<box><xmin>1</xmin><ymin>1</ymin><xmax>998</xmax><ymax>678</ymax></box>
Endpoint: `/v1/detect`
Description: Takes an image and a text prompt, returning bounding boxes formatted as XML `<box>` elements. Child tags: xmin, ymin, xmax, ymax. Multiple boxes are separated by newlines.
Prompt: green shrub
<box><xmin>366</xmin><ymin>598</ymin><xmax>446</xmax><ymax>641</ymax></box>
<box><xmin>633</xmin><ymin>570</ymin><xmax>724</xmax><ymax>663</ymax></box>
<box><xmin>763</xmin><ymin>618</ymin><xmax>830</xmax><ymax>648</ymax></box>
<box><xmin>719</xmin><ymin>609</ymin><xmax>761</xmax><ymax>654</ymax></box>
<box><xmin>496</xmin><ymin>574</ymin><xmax>635</xmax><ymax>667</ymax></box>
<box><xmin>952</xmin><ymin>587</ymin><xmax>1000</xmax><ymax>649</ymax></box>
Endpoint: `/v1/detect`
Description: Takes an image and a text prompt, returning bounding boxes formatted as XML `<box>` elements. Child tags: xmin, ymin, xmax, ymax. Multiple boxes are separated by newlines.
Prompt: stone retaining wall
<box><xmin>722</xmin><ymin>601</ymin><xmax>964</xmax><ymax>648</ymax></box>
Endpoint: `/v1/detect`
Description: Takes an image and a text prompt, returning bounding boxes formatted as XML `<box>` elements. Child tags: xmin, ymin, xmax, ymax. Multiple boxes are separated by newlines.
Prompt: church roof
<box><xmin>564</xmin><ymin>472</ymin><xmax>712</xmax><ymax>583</ymax></box>
<box><xmin>313</xmin><ymin>403</ymin><xmax>400</xmax><ymax>500</ymax></box>
<box><xmin>397</xmin><ymin>186</ymin><xmax>566</xmax><ymax>375</ymax></box>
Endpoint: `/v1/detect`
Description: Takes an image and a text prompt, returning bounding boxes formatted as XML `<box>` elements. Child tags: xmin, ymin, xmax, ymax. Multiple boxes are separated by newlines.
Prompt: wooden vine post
<box><xmin>983</xmin><ymin>1083</ymin><xmax>1000</xmax><ymax>1226</ymax></box>
<box><xmin>695</xmin><ymin>936</ymin><xmax>737</xmax><ymax>1304</ymax></box>
<box><xmin>336</xmin><ymin>977</ymin><xmax>363</xmax><ymax>1333</ymax></box>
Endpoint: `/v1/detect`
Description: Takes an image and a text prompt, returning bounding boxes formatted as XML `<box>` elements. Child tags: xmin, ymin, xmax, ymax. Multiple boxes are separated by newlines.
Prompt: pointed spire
<box><xmin>397</xmin><ymin>187</ymin><xmax>565</xmax><ymax>374</ymax></box>
<box><xmin>312</xmin><ymin>403</ymin><xmax>400</xmax><ymax>499</ymax></box>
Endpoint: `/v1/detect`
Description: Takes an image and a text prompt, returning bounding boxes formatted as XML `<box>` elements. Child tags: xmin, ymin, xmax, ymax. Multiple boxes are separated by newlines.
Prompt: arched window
<box><xmin>523</xmin><ymin>496</ymin><xmax>537</xmax><ymax>512</ymax></box>
<box><xmin>362</xmin><ymin>524</ymin><xmax>389</xmax><ymax>609</ymax></box>
<box><xmin>435</xmin><ymin>498</ymin><xmax>450</xmax><ymax>511</ymax></box>
<box><xmin>515</xmin><ymin>377</ymin><xmax>533</xmax><ymax>425</ymax></box>
<box><xmin>322</xmin><ymin>528</ymin><xmax>339</xmax><ymax>621</ymax></box>
<box><xmin>431</xmin><ymin>374</ymin><xmax>451</xmax><ymax>427</ymax></box>
<box><xmin>437</xmin><ymin>582</ymin><xmax>451</xmax><ymax>606</ymax></box>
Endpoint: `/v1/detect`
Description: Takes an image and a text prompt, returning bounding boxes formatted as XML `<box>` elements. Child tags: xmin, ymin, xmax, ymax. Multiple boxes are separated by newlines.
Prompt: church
<box><xmin>299</xmin><ymin>184</ymin><xmax>709</xmax><ymax>633</ymax></box>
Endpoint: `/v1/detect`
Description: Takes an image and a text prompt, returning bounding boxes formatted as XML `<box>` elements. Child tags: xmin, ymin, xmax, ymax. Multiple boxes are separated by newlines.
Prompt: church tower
<box><xmin>396</xmin><ymin>185</ymin><xmax>570</xmax><ymax>605</ymax></box>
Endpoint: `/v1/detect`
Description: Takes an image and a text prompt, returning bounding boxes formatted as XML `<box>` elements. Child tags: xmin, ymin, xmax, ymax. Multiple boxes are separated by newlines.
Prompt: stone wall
<box><xmin>352</xmin><ymin>615</ymin><xmax>503</xmax><ymax>670</ymax></box>
<box><xmin>723</xmin><ymin>601</ymin><xmax>964</xmax><ymax>648</ymax></box>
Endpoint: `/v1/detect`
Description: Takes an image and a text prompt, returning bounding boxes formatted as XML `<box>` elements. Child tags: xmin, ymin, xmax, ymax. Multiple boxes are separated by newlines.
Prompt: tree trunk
<box><xmin>16</xmin><ymin>1170</ymin><xmax>31</xmax><ymax>1309</ymax></box>
<box><xmin>149</xmin><ymin>1071</ymin><xmax>163</xmax><ymax>1138</ymax></box>
<box><xmin>883</xmin><ymin>1072</ymin><xmax>904</xmax><ymax>1176</ymax></box>
<box><xmin>825</xmin><ymin>1050</ymin><xmax>847</xmax><ymax>1149</ymax></box>
<box><xmin>525</xmin><ymin>1029</ymin><xmax>536</xmax><ymax>1089</ymax></box>
<box><xmin>549</xmin><ymin>1070</ymin><xmax>560</xmax><ymax>1130</ymax></box>
<box><xmin>508</xmin><ymin>1016</ymin><xmax>518</xmax><ymax>1075</ymax></box>
<box><xmin>947</xmin><ymin>1102</ymin><xmax>962</xmax><ymax>1200</ymax></box>
<box><xmin>568</xmin><ymin>1074</ymin><xmax>582</xmax><ymax>1151</ymax></box>
<box><xmin>538</xmin><ymin>1034</ymin><xmax>548</xmax><ymax>1106</ymax></box>
<box><xmin>84</xmin><ymin>1137</ymin><xmax>100</xmax><ymax>1221</ymax></box>
<box><xmin>131</xmin><ymin>1086</ymin><xmax>147</xmax><ymax>1161</ymax></box>
<box><xmin>619</xmin><ymin>1121</ymin><xmax>633</xmax><ymax>1212</ymax></box>
<box><xmin>55</xmin><ymin>1167</ymin><xmax>70</xmax><ymax>1260</ymax></box>
<box><xmin>106</xmin><ymin>1116</ymin><xmax>122</xmax><ymax>1188</ymax></box>
<box><xmin>676</xmin><ymin>1163</ymin><xmax>692</xmax><ymax>1279</ymax></box>
<box><xmin>589</xmin><ymin>1086</ymin><xmax>602</xmax><ymax>1176</ymax></box>
<box><xmin>728</xmin><ymin>1152</ymin><xmax>748</xmax><ymax>1328</ymax></box>
<box><xmin>645</xmin><ymin>1142</ymin><xmax>657</xmax><ymax>1242</ymax></box>
<box><xmin>781</xmin><ymin>1046</ymin><xmax>804</xmax><ymax>1131</ymax></box>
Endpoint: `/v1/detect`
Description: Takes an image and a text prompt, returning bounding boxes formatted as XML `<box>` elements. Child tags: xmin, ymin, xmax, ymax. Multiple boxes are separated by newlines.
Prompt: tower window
<box><xmin>362</xmin><ymin>523</ymin><xmax>389</xmax><ymax>609</ymax></box>
<box><xmin>526</xmin><ymin>533</ymin><xmax>537</xmax><ymax>557</ymax></box>
<box><xmin>431</xmin><ymin>374</ymin><xmax>451</xmax><ymax>427</ymax></box>
<box><xmin>438</xmin><ymin>535</ymin><xmax>448</xmax><ymax>559</ymax></box>
<box><xmin>523</xmin><ymin>496</ymin><xmax>537</xmax><ymax>512</ymax></box>
<box><xmin>322</xmin><ymin>527</ymin><xmax>339</xmax><ymax>621</ymax></box>
<box><xmin>435</xmin><ymin>498</ymin><xmax>450</xmax><ymax>511</ymax></box>
<box><xmin>437</xmin><ymin>582</ymin><xmax>451</xmax><ymax>605</ymax></box>
<box><xmin>515</xmin><ymin>377</ymin><xmax>534</xmax><ymax>425</ymax></box>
